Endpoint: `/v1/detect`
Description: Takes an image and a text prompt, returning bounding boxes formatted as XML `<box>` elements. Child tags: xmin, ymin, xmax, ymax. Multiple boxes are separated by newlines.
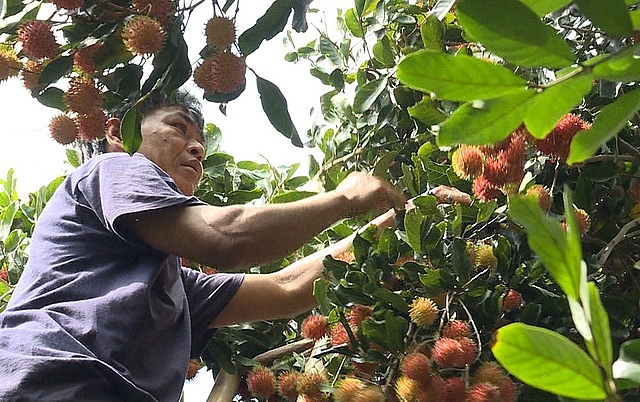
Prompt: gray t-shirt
<box><xmin>0</xmin><ymin>153</ymin><xmax>243</xmax><ymax>401</ymax></box>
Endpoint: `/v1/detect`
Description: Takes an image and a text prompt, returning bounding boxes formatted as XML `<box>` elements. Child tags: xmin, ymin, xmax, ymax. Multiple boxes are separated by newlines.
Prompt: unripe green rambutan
<box><xmin>301</xmin><ymin>314</ymin><xmax>328</xmax><ymax>340</ymax></box>
<box><xmin>77</xmin><ymin>108</ymin><xmax>107</xmax><ymax>141</ymax></box>
<box><xmin>334</xmin><ymin>377</ymin><xmax>366</xmax><ymax>402</ymax></box>
<box><xmin>408</xmin><ymin>297</ymin><xmax>438</xmax><ymax>327</ymax></box>
<box><xmin>18</xmin><ymin>20</ymin><xmax>59</xmax><ymax>59</ymax></box>
<box><xmin>122</xmin><ymin>16</ymin><xmax>166</xmax><ymax>55</ymax></box>
<box><xmin>442</xmin><ymin>319</ymin><xmax>471</xmax><ymax>340</ymax></box>
<box><xmin>246</xmin><ymin>366</ymin><xmax>276</xmax><ymax>400</ymax></box>
<box><xmin>451</xmin><ymin>145</ymin><xmax>484</xmax><ymax>180</ymax></box>
<box><xmin>525</xmin><ymin>184</ymin><xmax>552</xmax><ymax>211</ymax></box>
<box><xmin>205</xmin><ymin>16</ymin><xmax>236</xmax><ymax>50</ymax></box>
<box><xmin>64</xmin><ymin>77</ymin><xmax>101</xmax><ymax>114</ymax></box>
<box><xmin>400</xmin><ymin>352</ymin><xmax>431</xmax><ymax>385</ymax></box>
<box><xmin>49</xmin><ymin>114</ymin><xmax>78</xmax><ymax>145</ymax></box>
<box><xmin>51</xmin><ymin>0</ymin><xmax>83</xmax><ymax>10</ymax></box>
<box><xmin>0</xmin><ymin>51</ymin><xmax>20</xmax><ymax>83</ymax></box>
<box><xmin>277</xmin><ymin>370</ymin><xmax>300</xmax><ymax>401</ymax></box>
<box><xmin>209</xmin><ymin>52</ymin><xmax>246</xmax><ymax>94</ymax></box>
<box><xmin>474</xmin><ymin>244</ymin><xmax>498</xmax><ymax>271</ymax></box>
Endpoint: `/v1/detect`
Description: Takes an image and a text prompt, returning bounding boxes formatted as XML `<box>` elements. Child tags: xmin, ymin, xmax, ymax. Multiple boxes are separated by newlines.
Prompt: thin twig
<box><xmin>596</xmin><ymin>216</ymin><xmax>640</xmax><ymax>268</ymax></box>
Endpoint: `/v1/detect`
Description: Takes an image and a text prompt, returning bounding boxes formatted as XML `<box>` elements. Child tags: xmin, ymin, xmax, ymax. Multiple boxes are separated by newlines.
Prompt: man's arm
<box><xmin>209</xmin><ymin>208</ymin><xmax>397</xmax><ymax>327</ymax></box>
<box><xmin>120</xmin><ymin>172</ymin><xmax>406</xmax><ymax>269</ymax></box>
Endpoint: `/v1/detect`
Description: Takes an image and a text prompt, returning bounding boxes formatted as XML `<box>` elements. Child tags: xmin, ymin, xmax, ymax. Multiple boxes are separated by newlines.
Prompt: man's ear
<box><xmin>105</xmin><ymin>118</ymin><xmax>125</xmax><ymax>152</ymax></box>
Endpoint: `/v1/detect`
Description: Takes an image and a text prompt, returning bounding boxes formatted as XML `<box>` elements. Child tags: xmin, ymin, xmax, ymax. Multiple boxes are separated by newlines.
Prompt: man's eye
<box><xmin>173</xmin><ymin>123</ymin><xmax>187</xmax><ymax>132</ymax></box>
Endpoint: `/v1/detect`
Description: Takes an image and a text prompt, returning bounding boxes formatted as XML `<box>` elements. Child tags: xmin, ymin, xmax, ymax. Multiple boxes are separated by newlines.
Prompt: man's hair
<box><xmin>81</xmin><ymin>89</ymin><xmax>205</xmax><ymax>161</ymax></box>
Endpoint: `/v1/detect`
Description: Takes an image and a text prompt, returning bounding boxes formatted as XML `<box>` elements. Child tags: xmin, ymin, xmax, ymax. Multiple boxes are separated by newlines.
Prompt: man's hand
<box><xmin>334</xmin><ymin>172</ymin><xmax>407</xmax><ymax>216</ymax></box>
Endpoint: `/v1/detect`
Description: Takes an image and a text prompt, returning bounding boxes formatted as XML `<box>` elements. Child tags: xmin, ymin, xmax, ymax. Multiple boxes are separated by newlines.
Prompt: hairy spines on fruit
<box><xmin>408</xmin><ymin>297</ymin><xmax>438</xmax><ymax>327</ymax></box>
<box><xmin>122</xmin><ymin>16</ymin><xmax>166</xmax><ymax>55</ymax></box>
<box><xmin>451</xmin><ymin>145</ymin><xmax>484</xmax><ymax>180</ymax></box>
<box><xmin>246</xmin><ymin>366</ymin><xmax>277</xmax><ymax>400</ymax></box>
<box><xmin>205</xmin><ymin>16</ymin><xmax>236</xmax><ymax>51</ymax></box>
<box><xmin>64</xmin><ymin>77</ymin><xmax>101</xmax><ymax>114</ymax></box>
<box><xmin>18</xmin><ymin>20</ymin><xmax>60</xmax><ymax>59</ymax></box>
<box><xmin>49</xmin><ymin>114</ymin><xmax>78</xmax><ymax>145</ymax></box>
<box><xmin>77</xmin><ymin>108</ymin><xmax>107</xmax><ymax>141</ymax></box>
<box><xmin>301</xmin><ymin>314</ymin><xmax>328</xmax><ymax>340</ymax></box>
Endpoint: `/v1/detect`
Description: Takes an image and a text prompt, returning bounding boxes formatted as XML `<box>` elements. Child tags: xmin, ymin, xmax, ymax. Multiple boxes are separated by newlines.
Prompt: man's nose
<box><xmin>187</xmin><ymin>141</ymin><xmax>204</xmax><ymax>162</ymax></box>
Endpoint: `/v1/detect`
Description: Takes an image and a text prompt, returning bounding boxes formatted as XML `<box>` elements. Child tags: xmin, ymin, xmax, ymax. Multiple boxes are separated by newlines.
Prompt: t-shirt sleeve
<box><xmin>76</xmin><ymin>154</ymin><xmax>204</xmax><ymax>242</ymax></box>
<box><xmin>181</xmin><ymin>268</ymin><xmax>244</xmax><ymax>357</ymax></box>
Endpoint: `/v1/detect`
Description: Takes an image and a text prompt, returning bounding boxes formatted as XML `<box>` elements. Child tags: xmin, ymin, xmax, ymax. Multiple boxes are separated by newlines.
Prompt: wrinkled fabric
<box><xmin>0</xmin><ymin>153</ymin><xmax>243</xmax><ymax>401</ymax></box>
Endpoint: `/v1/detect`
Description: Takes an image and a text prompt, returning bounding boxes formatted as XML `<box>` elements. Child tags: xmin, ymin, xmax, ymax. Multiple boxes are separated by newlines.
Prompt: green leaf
<box><xmin>270</xmin><ymin>191</ymin><xmax>316</xmax><ymax>203</ymax></box>
<box><xmin>319</xmin><ymin>36</ymin><xmax>341</xmax><ymax>66</ymax></box>
<box><xmin>457</xmin><ymin>0</ymin><xmax>575</xmax><ymax>68</ymax></box>
<box><xmin>404</xmin><ymin>209</ymin><xmax>426</xmax><ymax>253</ymax></box>
<box><xmin>256</xmin><ymin>76</ymin><xmax>303</xmax><ymax>147</ymax></box>
<box><xmin>408</xmin><ymin>97</ymin><xmax>447</xmax><ymax>125</ymax></box>
<box><xmin>613</xmin><ymin>339</ymin><xmax>640</xmax><ymax>387</ymax></box>
<box><xmin>66</xmin><ymin>149</ymin><xmax>81</xmax><ymax>168</ymax></box>
<box><xmin>238</xmin><ymin>0</ymin><xmax>293</xmax><ymax>56</ymax></box>
<box><xmin>372</xmin><ymin>36</ymin><xmax>395</xmax><ymax>67</ymax></box>
<box><xmin>436</xmin><ymin>90</ymin><xmax>535</xmax><ymax>147</ymax></box>
<box><xmin>353</xmin><ymin>77</ymin><xmax>388</xmax><ymax>114</ymax></box>
<box><xmin>427</xmin><ymin>0</ymin><xmax>456</xmax><ymax>20</ymax></box>
<box><xmin>121</xmin><ymin>108</ymin><xmax>143</xmax><ymax>155</ymax></box>
<box><xmin>524</xmin><ymin>72</ymin><xmax>593</xmax><ymax>138</ymax></box>
<box><xmin>492</xmin><ymin>323</ymin><xmax>606</xmax><ymax>399</ymax></box>
<box><xmin>35</xmin><ymin>87</ymin><xmax>66</xmax><ymax>111</ymax></box>
<box><xmin>345</xmin><ymin>8</ymin><xmax>365</xmax><ymax>38</ymax></box>
<box><xmin>397</xmin><ymin>50</ymin><xmax>528</xmax><ymax>101</ymax></box>
<box><xmin>587</xmin><ymin>282</ymin><xmax>613</xmax><ymax>374</ymax></box>
<box><xmin>593</xmin><ymin>45</ymin><xmax>640</xmax><ymax>83</ymax></box>
<box><xmin>3</xmin><ymin>229</ymin><xmax>20</xmax><ymax>253</ymax></box>
<box><xmin>420</xmin><ymin>15</ymin><xmax>443</xmax><ymax>50</ymax></box>
<box><xmin>518</xmin><ymin>0</ymin><xmax>572</xmax><ymax>16</ymax></box>
<box><xmin>575</xmin><ymin>0</ymin><xmax>633</xmax><ymax>37</ymax></box>
<box><xmin>567</xmin><ymin>88</ymin><xmax>640</xmax><ymax>164</ymax></box>
<box><xmin>507</xmin><ymin>195</ymin><xmax>581</xmax><ymax>300</ymax></box>
<box><xmin>0</xmin><ymin>201</ymin><xmax>17</xmax><ymax>240</ymax></box>
<box><xmin>38</xmin><ymin>56</ymin><xmax>73</xmax><ymax>88</ymax></box>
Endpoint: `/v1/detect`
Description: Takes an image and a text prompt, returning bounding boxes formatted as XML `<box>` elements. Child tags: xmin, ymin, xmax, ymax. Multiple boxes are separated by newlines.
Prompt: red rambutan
<box><xmin>277</xmin><ymin>370</ymin><xmax>300</xmax><ymax>401</ymax></box>
<box><xmin>64</xmin><ymin>77</ymin><xmax>101</xmax><ymax>114</ymax></box>
<box><xmin>400</xmin><ymin>352</ymin><xmax>431</xmax><ymax>384</ymax></box>
<box><xmin>18</xmin><ymin>20</ymin><xmax>60</xmax><ymax>60</ymax></box>
<box><xmin>347</xmin><ymin>304</ymin><xmax>373</xmax><ymax>327</ymax></box>
<box><xmin>502</xmin><ymin>289</ymin><xmax>522</xmax><ymax>311</ymax></box>
<box><xmin>301</xmin><ymin>314</ymin><xmax>328</xmax><ymax>340</ymax></box>
<box><xmin>465</xmin><ymin>382</ymin><xmax>502</xmax><ymax>402</ymax></box>
<box><xmin>432</xmin><ymin>337</ymin><xmax>477</xmax><ymax>368</ymax></box>
<box><xmin>185</xmin><ymin>359</ymin><xmax>200</xmax><ymax>380</ymax></box>
<box><xmin>535</xmin><ymin>113</ymin><xmax>590</xmax><ymax>161</ymax></box>
<box><xmin>473</xmin><ymin>175</ymin><xmax>503</xmax><ymax>202</ymax></box>
<box><xmin>442</xmin><ymin>320</ymin><xmax>471</xmax><ymax>340</ymax></box>
<box><xmin>77</xmin><ymin>108</ymin><xmax>107</xmax><ymax>141</ymax></box>
<box><xmin>49</xmin><ymin>114</ymin><xmax>78</xmax><ymax>145</ymax></box>
<box><xmin>74</xmin><ymin>43</ymin><xmax>101</xmax><ymax>75</ymax></box>
<box><xmin>246</xmin><ymin>366</ymin><xmax>277</xmax><ymax>400</ymax></box>
<box><xmin>209</xmin><ymin>51</ymin><xmax>246</xmax><ymax>94</ymax></box>
<box><xmin>122</xmin><ymin>16</ymin><xmax>166</xmax><ymax>55</ymax></box>
<box><xmin>205</xmin><ymin>16</ymin><xmax>236</xmax><ymax>51</ymax></box>
<box><xmin>444</xmin><ymin>377</ymin><xmax>466</xmax><ymax>402</ymax></box>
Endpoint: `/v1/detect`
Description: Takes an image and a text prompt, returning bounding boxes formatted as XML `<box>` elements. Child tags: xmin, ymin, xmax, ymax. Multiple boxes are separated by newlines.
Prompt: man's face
<box><xmin>137</xmin><ymin>106</ymin><xmax>205</xmax><ymax>196</ymax></box>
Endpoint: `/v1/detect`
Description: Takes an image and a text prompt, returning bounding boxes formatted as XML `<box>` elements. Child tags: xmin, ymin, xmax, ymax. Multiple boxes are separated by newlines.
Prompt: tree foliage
<box><xmin>4</xmin><ymin>0</ymin><xmax>640</xmax><ymax>400</ymax></box>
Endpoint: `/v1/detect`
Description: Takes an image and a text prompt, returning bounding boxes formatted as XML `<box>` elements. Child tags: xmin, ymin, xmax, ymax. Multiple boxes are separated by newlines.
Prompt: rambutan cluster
<box><xmin>60</xmin><ymin>77</ymin><xmax>106</xmax><ymax>142</ymax></box>
<box><xmin>194</xmin><ymin>15</ymin><xmax>246</xmax><ymax>95</ymax></box>
<box><xmin>452</xmin><ymin>131</ymin><xmax>528</xmax><ymax>202</ymax></box>
<box><xmin>535</xmin><ymin>113</ymin><xmax>591</xmax><ymax>161</ymax></box>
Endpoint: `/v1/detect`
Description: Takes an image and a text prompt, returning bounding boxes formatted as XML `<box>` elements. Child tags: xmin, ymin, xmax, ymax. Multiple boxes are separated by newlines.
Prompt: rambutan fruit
<box><xmin>400</xmin><ymin>352</ymin><xmax>431</xmax><ymax>384</ymax></box>
<box><xmin>334</xmin><ymin>377</ymin><xmax>366</xmax><ymax>402</ymax></box>
<box><xmin>408</xmin><ymin>297</ymin><xmax>438</xmax><ymax>327</ymax></box>
<box><xmin>351</xmin><ymin>386</ymin><xmax>385</xmax><ymax>402</ymax></box>
<box><xmin>122</xmin><ymin>16</ymin><xmax>166</xmax><ymax>55</ymax></box>
<box><xmin>466</xmin><ymin>382</ymin><xmax>502</xmax><ymax>402</ymax></box>
<box><xmin>474</xmin><ymin>244</ymin><xmax>498</xmax><ymax>271</ymax></box>
<box><xmin>74</xmin><ymin>43</ymin><xmax>101</xmax><ymax>75</ymax></box>
<box><xmin>442</xmin><ymin>320</ymin><xmax>471</xmax><ymax>340</ymax></box>
<box><xmin>395</xmin><ymin>376</ymin><xmax>418</xmax><ymax>402</ymax></box>
<box><xmin>185</xmin><ymin>359</ymin><xmax>200</xmax><ymax>380</ymax></box>
<box><xmin>574</xmin><ymin>208</ymin><xmax>591</xmax><ymax>236</ymax></box>
<box><xmin>535</xmin><ymin>113</ymin><xmax>590</xmax><ymax>161</ymax></box>
<box><xmin>133</xmin><ymin>0</ymin><xmax>175</xmax><ymax>24</ymax></box>
<box><xmin>277</xmin><ymin>370</ymin><xmax>300</xmax><ymax>401</ymax></box>
<box><xmin>330</xmin><ymin>322</ymin><xmax>352</xmax><ymax>347</ymax></box>
<box><xmin>473</xmin><ymin>175</ymin><xmax>503</xmax><ymax>202</ymax></box>
<box><xmin>347</xmin><ymin>304</ymin><xmax>373</xmax><ymax>327</ymax></box>
<box><xmin>451</xmin><ymin>145</ymin><xmax>484</xmax><ymax>180</ymax></box>
<box><xmin>473</xmin><ymin>362</ymin><xmax>518</xmax><ymax>402</ymax></box>
<box><xmin>77</xmin><ymin>108</ymin><xmax>107</xmax><ymax>142</ymax></box>
<box><xmin>525</xmin><ymin>184</ymin><xmax>552</xmax><ymax>211</ymax></box>
<box><xmin>51</xmin><ymin>0</ymin><xmax>83</xmax><ymax>10</ymax></box>
<box><xmin>246</xmin><ymin>366</ymin><xmax>276</xmax><ymax>400</ymax></box>
<box><xmin>49</xmin><ymin>114</ymin><xmax>78</xmax><ymax>145</ymax></box>
<box><xmin>205</xmin><ymin>16</ymin><xmax>236</xmax><ymax>51</ymax></box>
<box><xmin>502</xmin><ymin>289</ymin><xmax>522</xmax><ymax>311</ymax></box>
<box><xmin>425</xmin><ymin>375</ymin><xmax>446</xmax><ymax>401</ymax></box>
<box><xmin>0</xmin><ymin>51</ymin><xmax>20</xmax><ymax>83</ymax></box>
<box><xmin>432</xmin><ymin>337</ymin><xmax>477</xmax><ymax>368</ymax></box>
<box><xmin>209</xmin><ymin>51</ymin><xmax>246</xmax><ymax>94</ymax></box>
<box><xmin>443</xmin><ymin>377</ymin><xmax>466</xmax><ymax>402</ymax></box>
<box><xmin>64</xmin><ymin>77</ymin><xmax>101</xmax><ymax>114</ymax></box>
<box><xmin>18</xmin><ymin>20</ymin><xmax>59</xmax><ymax>60</ymax></box>
<box><xmin>296</xmin><ymin>371</ymin><xmax>327</xmax><ymax>400</ymax></box>
<box><xmin>21</xmin><ymin>60</ymin><xmax>44</xmax><ymax>93</ymax></box>
<box><xmin>483</xmin><ymin>157</ymin><xmax>509</xmax><ymax>187</ymax></box>
<box><xmin>0</xmin><ymin>269</ymin><xmax>7</xmax><ymax>283</ymax></box>
<box><xmin>193</xmin><ymin>58</ymin><xmax>215</xmax><ymax>93</ymax></box>
<box><xmin>301</xmin><ymin>314</ymin><xmax>328</xmax><ymax>340</ymax></box>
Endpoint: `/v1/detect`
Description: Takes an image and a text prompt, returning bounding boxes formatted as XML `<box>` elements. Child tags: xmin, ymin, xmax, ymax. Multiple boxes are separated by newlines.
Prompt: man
<box><xmin>0</xmin><ymin>91</ymin><xmax>406</xmax><ymax>401</ymax></box>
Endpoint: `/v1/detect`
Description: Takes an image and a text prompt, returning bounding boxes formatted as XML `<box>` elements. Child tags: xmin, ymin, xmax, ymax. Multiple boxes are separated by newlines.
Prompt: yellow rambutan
<box><xmin>334</xmin><ymin>377</ymin><xmax>366</xmax><ymax>402</ymax></box>
<box><xmin>474</xmin><ymin>244</ymin><xmax>498</xmax><ymax>271</ymax></box>
<box><xmin>451</xmin><ymin>145</ymin><xmax>484</xmax><ymax>180</ymax></box>
<box><xmin>525</xmin><ymin>184</ymin><xmax>552</xmax><ymax>211</ymax></box>
<box><xmin>408</xmin><ymin>297</ymin><xmax>438</xmax><ymax>327</ymax></box>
